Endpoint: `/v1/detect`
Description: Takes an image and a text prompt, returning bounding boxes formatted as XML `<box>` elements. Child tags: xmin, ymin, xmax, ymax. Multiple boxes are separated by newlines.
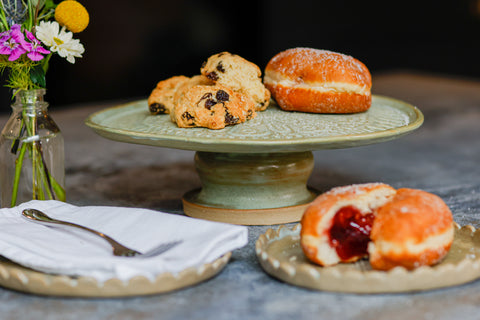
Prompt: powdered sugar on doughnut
<box><xmin>266</xmin><ymin>48</ymin><xmax>371</xmax><ymax>86</ymax></box>
<box><xmin>326</xmin><ymin>182</ymin><xmax>388</xmax><ymax>196</ymax></box>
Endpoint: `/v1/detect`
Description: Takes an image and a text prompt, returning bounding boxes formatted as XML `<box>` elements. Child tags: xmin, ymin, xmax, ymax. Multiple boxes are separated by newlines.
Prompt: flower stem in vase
<box><xmin>0</xmin><ymin>89</ymin><xmax>65</xmax><ymax>207</ymax></box>
<box><xmin>10</xmin><ymin>139</ymin><xmax>27</xmax><ymax>206</ymax></box>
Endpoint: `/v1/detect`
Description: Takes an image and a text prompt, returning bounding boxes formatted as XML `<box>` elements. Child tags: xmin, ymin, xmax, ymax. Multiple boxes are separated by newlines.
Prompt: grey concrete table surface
<box><xmin>0</xmin><ymin>71</ymin><xmax>479</xmax><ymax>320</ymax></box>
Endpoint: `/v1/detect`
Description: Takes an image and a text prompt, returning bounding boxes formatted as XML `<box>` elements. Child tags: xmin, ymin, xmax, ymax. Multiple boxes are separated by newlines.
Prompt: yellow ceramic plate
<box><xmin>0</xmin><ymin>253</ymin><xmax>231</xmax><ymax>297</ymax></box>
<box><xmin>256</xmin><ymin>224</ymin><xmax>480</xmax><ymax>293</ymax></box>
<box><xmin>85</xmin><ymin>96</ymin><xmax>423</xmax><ymax>153</ymax></box>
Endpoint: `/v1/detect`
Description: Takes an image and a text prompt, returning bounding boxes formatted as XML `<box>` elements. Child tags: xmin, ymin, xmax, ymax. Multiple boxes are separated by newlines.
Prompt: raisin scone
<box><xmin>148</xmin><ymin>76</ymin><xmax>189</xmax><ymax>114</ymax></box>
<box><xmin>170</xmin><ymin>75</ymin><xmax>213</xmax><ymax>122</ymax></box>
<box><xmin>173</xmin><ymin>84</ymin><xmax>256</xmax><ymax>130</ymax></box>
<box><xmin>200</xmin><ymin>52</ymin><xmax>271</xmax><ymax>111</ymax></box>
<box><xmin>172</xmin><ymin>75</ymin><xmax>213</xmax><ymax>104</ymax></box>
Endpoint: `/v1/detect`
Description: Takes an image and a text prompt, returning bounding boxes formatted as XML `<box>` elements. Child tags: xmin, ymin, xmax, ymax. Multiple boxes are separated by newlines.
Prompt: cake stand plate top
<box><xmin>85</xmin><ymin>95</ymin><xmax>423</xmax><ymax>153</ymax></box>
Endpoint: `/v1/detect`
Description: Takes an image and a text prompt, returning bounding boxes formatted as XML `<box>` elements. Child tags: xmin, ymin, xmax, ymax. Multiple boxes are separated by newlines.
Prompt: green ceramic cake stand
<box><xmin>85</xmin><ymin>96</ymin><xmax>423</xmax><ymax>225</ymax></box>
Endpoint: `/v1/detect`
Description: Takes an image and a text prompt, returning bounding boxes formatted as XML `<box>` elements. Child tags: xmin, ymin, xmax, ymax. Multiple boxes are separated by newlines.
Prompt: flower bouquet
<box><xmin>0</xmin><ymin>0</ymin><xmax>89</xmax><ymax>207</ymax></box>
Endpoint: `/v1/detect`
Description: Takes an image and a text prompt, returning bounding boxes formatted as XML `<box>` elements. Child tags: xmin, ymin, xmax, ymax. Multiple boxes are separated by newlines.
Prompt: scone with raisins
<box><xmin>174</xmin><ymin>84</ymin><xmax>256</xmax><ymax>130</ymax></box>
<box><xmin>173</xmin><ymin>75</ymin><xmax>213</xmax><ymax>103</ymax></box>
<box><xmin>148</xmin><ymin>76</ymin><xmax>189</xmax><ymax>114</ymax></box>
<box><xmin>200</xmin><ymin>52</ymin><xmax>271</xmax><ymax>111</ymax></box>
<box><xmin>170</xmin><ymin>75</ymin><xmax>213</xmax><ymax>122</ymax></box>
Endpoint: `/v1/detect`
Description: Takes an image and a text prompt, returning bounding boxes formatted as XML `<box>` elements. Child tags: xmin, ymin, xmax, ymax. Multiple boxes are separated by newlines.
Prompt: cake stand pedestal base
<box><xmin>85</xmin><ymin>96</ymin><xmax>423</xmax><ymax>225</ymax></box>
<box><xmin>182</xmin><ymin>151</ymin><xmax>318</xmax><ymax>225</ymax></box>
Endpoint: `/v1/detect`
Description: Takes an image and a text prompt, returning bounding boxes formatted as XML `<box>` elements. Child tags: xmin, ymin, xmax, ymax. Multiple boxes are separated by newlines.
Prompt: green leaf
<box><xmin>43</xmin><ymin>0</ymin><xmax>55</xmax><ymax>10</ymax></box>
<box><xmin>30</xmin><ymin>64</ymin><xmax>46</xmax><ymax>88</ymax></box>
<box><xmin>37</xmin><ymin>0</ymin><xmax>56</xmax><ymax>19</ymax></box>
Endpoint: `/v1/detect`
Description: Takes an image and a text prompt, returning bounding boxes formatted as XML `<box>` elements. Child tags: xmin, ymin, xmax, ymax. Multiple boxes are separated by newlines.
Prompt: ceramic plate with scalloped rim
<box><xmin>255</xmin><ymin>224</ymin><xmax>480</xmax><ymax>293</ymax></box>
<box><xmin>0</xmin><ymin>253</ymin><xmax>231</xmax><ymax>297</ymax></box>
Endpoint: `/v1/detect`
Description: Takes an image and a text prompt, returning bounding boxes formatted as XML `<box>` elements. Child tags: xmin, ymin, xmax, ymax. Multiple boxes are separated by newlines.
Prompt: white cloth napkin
<box><xmin>0</xmin><ymin>200</ymin><xmax>248</xmax><ymax>283</ymax></box>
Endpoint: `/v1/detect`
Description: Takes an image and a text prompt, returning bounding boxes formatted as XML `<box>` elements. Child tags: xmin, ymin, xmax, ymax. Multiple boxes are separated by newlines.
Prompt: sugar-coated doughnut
<box><xmin>368</xmin><ymin>188</ymin><xmax>454</xmax><ymax>270</ymax></box>
<box><xmin>300</xmin><ymin>184</ymin><xmax>454</xmax><ymax>270</ymax></box>
<box><xmin>264</xmin><ymin>48</ymin><xmax>372</xmax><ymax>113</ymax></box>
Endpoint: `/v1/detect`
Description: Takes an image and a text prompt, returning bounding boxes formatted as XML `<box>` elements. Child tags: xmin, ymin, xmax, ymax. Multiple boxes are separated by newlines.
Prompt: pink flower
<box><xmin>24</xmin><ymin>30</ymin><xmax>50</xmax><ymax>61</ymax></box>
<box><xmin>0</xmin><ymin>24</ymin><xmax>29</xmax><ymax>61</ymax></box>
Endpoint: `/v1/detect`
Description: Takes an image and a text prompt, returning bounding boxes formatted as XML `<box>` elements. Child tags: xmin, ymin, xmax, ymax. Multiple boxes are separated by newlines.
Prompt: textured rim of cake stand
<box><xmin>85</xmin><ymin>96</ymin><xmax>423</xmax><ymax>225</ymax></box>
<box><xmin>84</xmin><ymin>96</ymin><xmax>424</xmax><ymax>153</ymax></box>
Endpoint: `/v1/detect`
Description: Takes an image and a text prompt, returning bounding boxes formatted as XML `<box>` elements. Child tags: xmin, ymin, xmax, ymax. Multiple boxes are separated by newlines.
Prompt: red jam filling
<box><xmin>328</xmin><ymin>206</ymin><xmax>374</xmax><ymax>261</ymax></box>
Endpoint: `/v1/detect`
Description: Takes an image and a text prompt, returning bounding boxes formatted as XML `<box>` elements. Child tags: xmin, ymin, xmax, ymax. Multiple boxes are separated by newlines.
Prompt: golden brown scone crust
<box><xmin>264</xmin><ymin>48</ymin><xmax>372</xmax><ymax>113</ymax></box>
<box><xmin>368</xmin><ymin>188</ymin><xmax>454</xmax><ymax>270</ymax></box>
<box><xmin>148</xmin><ymin>76</ymin><xmax>189</xmax><ymax>114</ymax></box>
<box><xmin>201</xmin><ymin>52</ymin><xmax>271</xmax><ymax>111</ymax></box>
<box><xmin>172</xmin><ymin>75</ymin><xmax>213</xmax><ymax>106</ymax></box>
<box><xmin>173</xmin><ymin>84</ymin><xmax>256</xmax><ymax>130</ymax></box>
<box><xmin>170</xmin><ymin>75</ymin><xmax>213</xmax><ymax>122</ymax></box>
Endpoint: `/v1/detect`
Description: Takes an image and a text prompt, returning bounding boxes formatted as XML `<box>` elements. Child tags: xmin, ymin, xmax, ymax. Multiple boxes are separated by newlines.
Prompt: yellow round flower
<box><xmin>55</xmin><ymin>1</ymin><xmax>89</xmax><ymax>33</ymax></box>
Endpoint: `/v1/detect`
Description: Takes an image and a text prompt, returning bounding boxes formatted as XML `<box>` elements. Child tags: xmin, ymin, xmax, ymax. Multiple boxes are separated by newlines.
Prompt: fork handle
<box><xmin>22</xmin><ymin>208</ymin><xmax>123</xmax><ymax>251</ymax></box>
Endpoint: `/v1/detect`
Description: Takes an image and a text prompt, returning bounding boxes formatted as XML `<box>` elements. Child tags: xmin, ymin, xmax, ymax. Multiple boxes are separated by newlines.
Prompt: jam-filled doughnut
<box><xmin>264</xmin><ymin>48</ymin><xmax>372</xmax><ymax>114</ymax></box>
<box><xmin>300</xmin><ymin>184</ymin><xmax>454</xmax><ymax>270</ymax></box>
<box><xmin>300</xmin><ymin>183</ymin><xmax>396</xmax><ymax>266</ymax></box>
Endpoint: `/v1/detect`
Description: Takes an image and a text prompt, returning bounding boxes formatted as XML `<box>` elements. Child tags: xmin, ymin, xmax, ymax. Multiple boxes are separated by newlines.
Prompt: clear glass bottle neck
<box><xmin>11</xmin><ymin>89</ymin><xmax>48</xmax><ymax>114</ymax></box>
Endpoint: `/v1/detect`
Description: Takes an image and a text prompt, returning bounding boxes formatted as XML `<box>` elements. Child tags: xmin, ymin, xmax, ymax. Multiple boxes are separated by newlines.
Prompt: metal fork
<box><xmin>22</xmin><ymin>208</ymin><xmax>181</xmax><ymax>258</ymax></box>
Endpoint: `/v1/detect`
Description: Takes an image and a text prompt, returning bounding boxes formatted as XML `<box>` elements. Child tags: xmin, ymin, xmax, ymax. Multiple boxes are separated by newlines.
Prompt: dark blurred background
<box><xmin>1</xmin><ymin>0</ymin><xmax>480</xmax><ymax>111</ymax></box>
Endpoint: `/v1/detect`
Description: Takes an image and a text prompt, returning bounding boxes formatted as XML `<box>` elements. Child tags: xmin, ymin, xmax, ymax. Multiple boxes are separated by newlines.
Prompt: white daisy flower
<box><xmin>36</xmin><ymin>21</ymin><xmax>85</xmax><ymax>64</ymax></box>
<box><xmin>35</xmin><ymin>21</ymin><xmax>59</xmax><ymax>48</ymax></box>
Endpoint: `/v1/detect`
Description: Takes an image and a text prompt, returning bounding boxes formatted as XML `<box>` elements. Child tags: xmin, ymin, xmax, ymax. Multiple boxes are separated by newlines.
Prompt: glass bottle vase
<box><xmin>0</xmin><ymin>89</ymin><xmax>65</xmax><ymax>207</ymax></box>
